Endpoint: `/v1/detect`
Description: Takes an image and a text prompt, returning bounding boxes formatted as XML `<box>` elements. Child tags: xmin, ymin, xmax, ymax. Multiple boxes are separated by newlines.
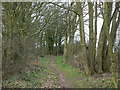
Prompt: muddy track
<box><xmin>48</xmin><ymin>57</ymin><xmax>71</xmax><ymax>88</ymax></box>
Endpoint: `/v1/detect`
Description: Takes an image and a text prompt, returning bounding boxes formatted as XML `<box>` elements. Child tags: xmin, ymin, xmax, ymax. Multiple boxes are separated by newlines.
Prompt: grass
<box><xmin>53</xmin><ymin>55</ymin><xmax>114</xmax><ymax>88</ymax></box>
<box><xmin>2</xmin><ymin>55</ymin><xmax>114</xmax><ymax>88</ymax></box>
<box><xmin>2</xmin><ymin>56</ymin><xmax>59</xmax><ymax>88</ymax></box>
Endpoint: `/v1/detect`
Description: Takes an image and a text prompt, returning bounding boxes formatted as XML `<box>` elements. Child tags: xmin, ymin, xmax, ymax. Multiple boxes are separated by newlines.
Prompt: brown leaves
<box><xmin>32</xmin><ymin>61</ymin><xmax>41</xmax><ymax>67</ymax></box>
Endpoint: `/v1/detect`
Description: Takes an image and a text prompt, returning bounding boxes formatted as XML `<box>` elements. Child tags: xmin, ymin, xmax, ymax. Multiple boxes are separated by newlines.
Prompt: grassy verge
<box><xmin>54</xmin><ymin>56</ymin><xmax>114</xmax><ymax>88</ymax></box>
<box><xmin>2</xmin><ymin>56</ymin><xmax>59</xmax><ymax>88</ymax></box>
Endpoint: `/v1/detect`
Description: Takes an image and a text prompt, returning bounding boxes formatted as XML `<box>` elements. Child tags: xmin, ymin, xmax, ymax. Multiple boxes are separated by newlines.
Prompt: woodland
<box><xmin>1</xmin><ymin>1</ymin><xmax>120</xmax><ymax>88</ymax></box>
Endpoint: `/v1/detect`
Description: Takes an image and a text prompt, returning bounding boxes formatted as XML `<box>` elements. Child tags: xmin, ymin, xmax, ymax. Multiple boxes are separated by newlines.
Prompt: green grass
<box><xmin>53</xmin><ymin>56</ymin><xmax>114</xmax><ymax>88</ymax></box>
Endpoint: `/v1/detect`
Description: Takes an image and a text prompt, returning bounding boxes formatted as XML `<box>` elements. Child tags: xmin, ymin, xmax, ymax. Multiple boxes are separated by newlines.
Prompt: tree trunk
<box><xmin>104</xmin><ymin>2</ymin><xmax>118</xmax><ymax>88</ymax></box>
<box><xmin>63</xmin><ymin>30</ymin><xmax>68</xmax><ymax>64</ymax></box>
<box><xmin>96</xmin><ymin>2</ymin><xmax>112</xmax><ymax>74</ymax></box>
<box><xmin>71</xmin><ymin>12</ymin><xmax>77</xmax><ymax>55</ymax></box>
<box><xmin>88</xmin><ymin>2</ymin><xmax>95</xmax><ymax>75</ymax></box>
<box><xmin>76</xmin><ymin>2</ymin><xmax>90</xmax><ymax>75</ymax></box>
<box><xmin>63</xmin><ymin>12</ymin><xmax>68</xmax><ymax>64</ymax></box>
<box><xmin>58</xmin><ymin>33</ymin><xmax>62</xmax><ymax>55</ymax></box>
<box><xmin>93</xmin><ymin>2</ymin><xmax>97</xmax><ymax>73</ymax></box>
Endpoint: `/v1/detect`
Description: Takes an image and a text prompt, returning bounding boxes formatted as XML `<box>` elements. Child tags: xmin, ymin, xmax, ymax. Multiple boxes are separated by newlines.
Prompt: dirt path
<box><xmin>48</xmin><ymin>57</ymin><xmax>71</xmax><ymax>88</ymax></box>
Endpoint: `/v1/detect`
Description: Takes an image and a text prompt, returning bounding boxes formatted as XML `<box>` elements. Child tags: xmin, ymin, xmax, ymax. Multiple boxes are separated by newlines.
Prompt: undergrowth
<box><xmin>2</xmin><ymin>56</ymin><xmax>59</xmax><ymax>88</ymax></box>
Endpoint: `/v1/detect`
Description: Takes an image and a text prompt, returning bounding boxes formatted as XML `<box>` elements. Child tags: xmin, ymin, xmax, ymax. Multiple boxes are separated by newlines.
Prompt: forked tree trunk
<box><xmin>104</xmin><ymin>2</ymin><xmax>118</xmax><ymax>88</ymax></box>
<box><xmin>96</xmin><ymin>2</ymin><xmax>113</xmax><ymax>74</ymax></box>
